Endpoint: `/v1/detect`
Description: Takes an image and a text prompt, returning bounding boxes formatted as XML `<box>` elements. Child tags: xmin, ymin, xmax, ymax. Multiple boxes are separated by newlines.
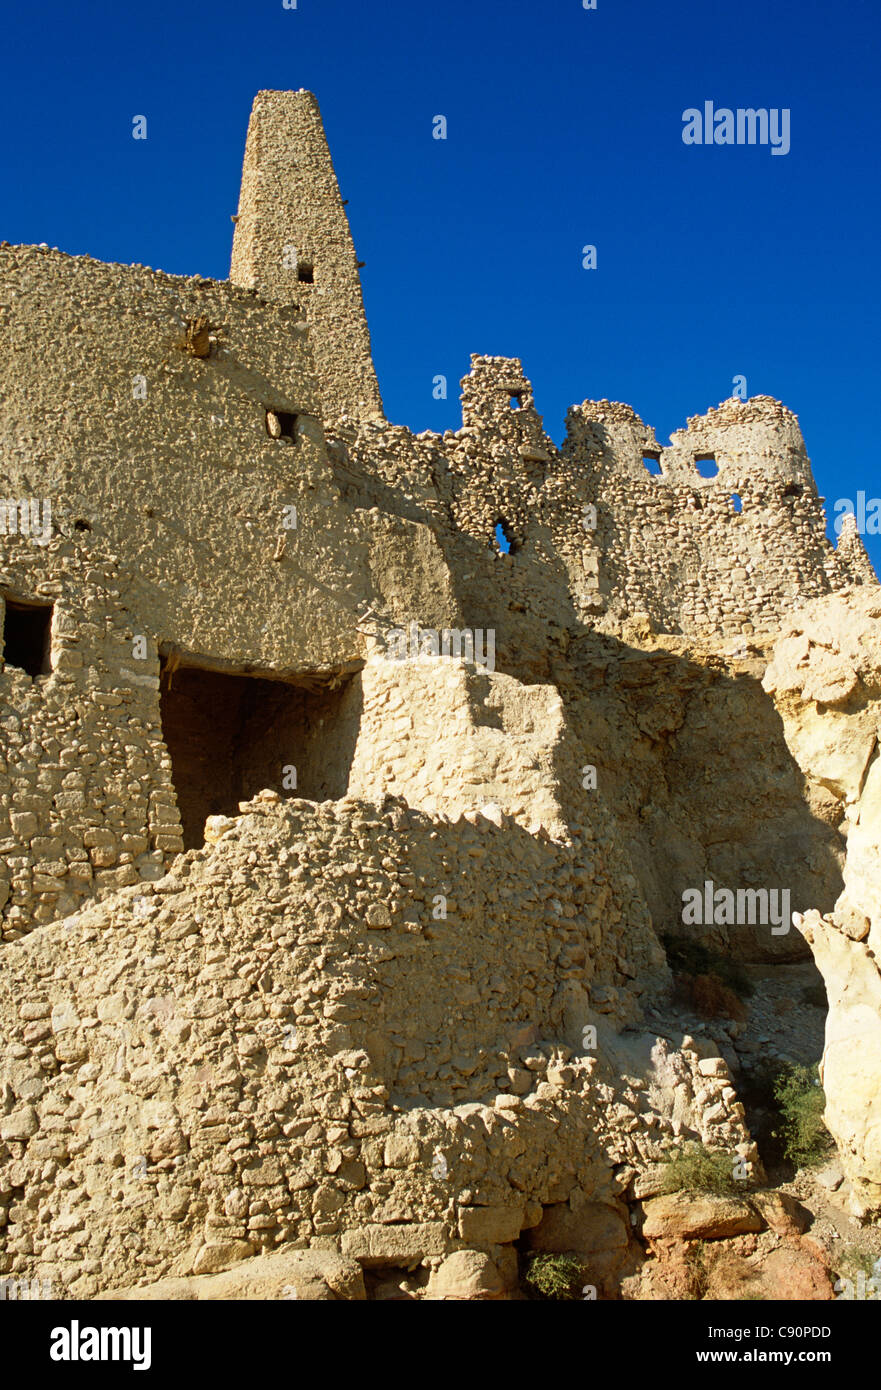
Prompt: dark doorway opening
<box><xmin>159</xmin><ymin>659</ymin><xmax>361</xmax><ymax>849</ymax></box>
<box><xmin>2</xmin><ymin>598</ymin><xmax>52</xmax><ymax>677</ymax></box>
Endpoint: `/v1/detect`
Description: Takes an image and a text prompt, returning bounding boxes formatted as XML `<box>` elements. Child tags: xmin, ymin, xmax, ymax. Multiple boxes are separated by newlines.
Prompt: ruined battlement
<box><xmin>0</xmin><ymin>91</ymin><xmax>875</xmax><ymax>949</ymax></box>
<box><xmin>2</xmin><ymin>88</ymin><xmax>880</xmax><ymax>1302</ymax></box>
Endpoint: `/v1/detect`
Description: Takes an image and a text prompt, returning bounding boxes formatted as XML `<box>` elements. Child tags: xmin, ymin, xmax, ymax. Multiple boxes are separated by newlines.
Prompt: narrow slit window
<box><xmin>731</xmin><ymin>493</ymin><xmax>743</xmax><ymax>513</ymax></box>
<box><xmin>3</xmin><ymin>599</ymin><xmax>52</xmax><ymax>677</ymax></box>
<box><xmin>494</xmin><ymin>521</ymin><xmax>513</xmax><ymax>554</ymax></box>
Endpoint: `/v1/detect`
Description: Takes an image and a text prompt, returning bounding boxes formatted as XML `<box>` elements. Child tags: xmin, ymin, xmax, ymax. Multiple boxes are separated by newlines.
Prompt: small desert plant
<box><xmin>687</xmin><ymin>972</ymin><xmax>747</xmax><ymax>1021</ymax></box>
<box><xmin>663</xmin><ymin>933</ymin><xmax>754</xmax><ymax>1019</ymax></box>
<box><xmin>522</xmin><ymin>1253</ymin><xmax>586</xmax><ymax>1300</ymax></box>
<box><xmin>660</xmin><ymin>1141</ymin><xmax>741</xmax><ymax>1197</ymax></box>
<box><xmin>772</xmin><ymin>1063</ymin><xmax>833</xmax><ymax>1168</ymax></box>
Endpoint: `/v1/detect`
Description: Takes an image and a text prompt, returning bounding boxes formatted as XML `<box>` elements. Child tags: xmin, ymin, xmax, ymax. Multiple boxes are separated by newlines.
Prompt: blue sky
<box><xmin>2</xmin><ymin>0</ymin><xmax>879</xmax><ymax>570</ymax></box>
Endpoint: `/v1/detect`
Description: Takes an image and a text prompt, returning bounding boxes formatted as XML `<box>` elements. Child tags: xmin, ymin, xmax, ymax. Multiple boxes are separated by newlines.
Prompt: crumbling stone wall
<box><xmin>0</xmin><ymin>792</ymin><xmax>757</xmax><ymax>1298</ymax></box>
<box><xmin>1</xmin><ymin>88</ymin><xmax>880</xmax><ymax>1295</ymax></box>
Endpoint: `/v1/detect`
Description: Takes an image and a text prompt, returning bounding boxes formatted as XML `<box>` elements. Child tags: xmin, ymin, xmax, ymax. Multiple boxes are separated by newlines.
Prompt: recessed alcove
<box><xmin>159</xmin><ymin>658</ymin><xmax>361</xmax><ymax>848</ymax></box>
<box><xmin>2</xmin><ymin>597</ymin><xmax>52</xmax><ymax>677</ymax></box>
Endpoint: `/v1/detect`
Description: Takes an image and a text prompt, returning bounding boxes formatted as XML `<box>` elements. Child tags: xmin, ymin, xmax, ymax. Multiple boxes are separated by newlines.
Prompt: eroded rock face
<box><xmin>798</xmin><ymin>912</ymin><xmax>881</xmax><ymax>1211</ymax></box>
<box><xmin>641</xmin><ymin>1192</ymin><xmax>764</xmax><ymax>1241</ymax></box>
<box><xmin>763</xmin><ymin>587</ymin><xmax>881</xmax><ymax>1207</ymax></box>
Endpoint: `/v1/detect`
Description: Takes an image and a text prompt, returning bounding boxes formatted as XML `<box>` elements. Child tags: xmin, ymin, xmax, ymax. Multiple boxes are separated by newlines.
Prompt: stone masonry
<box><xmin>0</xmin><ymin>90</ymin><xmax>878</xmax><ymax>1299</ymax></box>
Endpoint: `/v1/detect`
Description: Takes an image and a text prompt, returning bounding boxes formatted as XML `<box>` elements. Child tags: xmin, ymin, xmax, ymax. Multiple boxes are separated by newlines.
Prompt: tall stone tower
<box><xmin>230</xmin><ymin>90</ymin><xmax>383</xmax><ymax>425</ymax></box>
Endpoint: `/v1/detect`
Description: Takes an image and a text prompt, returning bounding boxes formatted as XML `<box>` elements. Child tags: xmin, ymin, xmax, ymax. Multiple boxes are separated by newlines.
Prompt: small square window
<box><xmin>695</xmin><ymin>453</ymin><xmax>718</xmax><ymax>479</ymax></box>
<box><xmin>3</xmin><ymin>598</ymin><xmax>52</xmax><ymax>677</ymax></box>
<box><xmin>509</xmin><ymin>393</ymin><xmax>524</xmax><ymax>409</ymax></box>
<box><xmin>297</xmin><ymin>261</ymin><xmax>314</xmax><ymax>284</ymax></box>
<box><xmin>266</xmin><ymin>409</ymin><xmax>298</xmax><ymax>443</ymax></box>
<box><xmin>643</xmin><ymin>453</ymin><xmax>662</xmax><ymax>476</ymax></box>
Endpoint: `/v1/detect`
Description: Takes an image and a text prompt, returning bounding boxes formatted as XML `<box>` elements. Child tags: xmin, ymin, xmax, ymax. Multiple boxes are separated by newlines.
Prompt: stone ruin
<box><xmin>0</xmin><ymin>89</ymin><xmax>879</xmax><ymax>1301</ymax></box>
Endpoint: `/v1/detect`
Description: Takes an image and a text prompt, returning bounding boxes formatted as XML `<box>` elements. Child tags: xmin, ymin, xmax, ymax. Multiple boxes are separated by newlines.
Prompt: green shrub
<box><xmin>835</xmin><ymin>1246</ymin><xmax>879</xmax><ymax>1282</ymax></box>
<box><xmin>772</xmin><ymin>1063</ymin><xmax>833</xmax><ymax>1168</ymax></box>
<box><xmin>660</xmin><ymin>1141</ymin><xmax>741</xmax><ymax>1196</ymax></box>
<box><xmin>523</xmin><ymin>1253</ymin><xmax>586</xmax><ymax>1300</ymax></box>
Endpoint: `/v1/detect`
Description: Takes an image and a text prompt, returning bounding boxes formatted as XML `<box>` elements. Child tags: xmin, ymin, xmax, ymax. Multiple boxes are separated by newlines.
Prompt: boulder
<box><xmin>97</xmin><ymin>1248</ymin><xmax>366</xmax><ymax>1301</ymax></box>
<box><xmin>641</xmin><ymin>1192</ymin><xmax>764</xmax><ymax>1241</ymax></box>
<box><xmin>426</xmin><ymin>1251</ymin><xmax>507</xmax><ymax>1300</ymax></box>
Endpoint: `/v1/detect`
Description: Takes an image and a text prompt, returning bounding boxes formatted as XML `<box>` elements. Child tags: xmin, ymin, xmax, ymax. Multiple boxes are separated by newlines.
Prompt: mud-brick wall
<box><xmin>563</xmin><ymin>396</ymin><xmax>874</xmax><ymax>637</ymax></box>
<box><xmin>0</xmin><ymin>537</ymin><xmax>182</xmax><ymax>942</ymax></box>
<box><xmin>347</xmin><ymin>653</ymin><xmax>567</xmax><ymax>830</ymax></box>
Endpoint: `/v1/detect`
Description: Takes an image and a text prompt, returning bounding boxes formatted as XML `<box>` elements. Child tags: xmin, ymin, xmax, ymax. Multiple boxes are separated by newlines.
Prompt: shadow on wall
<box><xmin>159</xmin><ymin>655</ymin><xmax>363</xmax><ymax>848</ymax></box>
<box><xmin>554</xmin><ymin>633</ymin><xmax>845</xmax><ymax>965</ymax></box>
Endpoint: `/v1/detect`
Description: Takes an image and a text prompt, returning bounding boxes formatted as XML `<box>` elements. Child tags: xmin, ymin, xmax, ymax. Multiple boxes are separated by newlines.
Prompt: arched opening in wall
<box><xmin>158</xmin><ymin>655</ymin><xmax>362</xmax><ymax>849</ymax></box>
<box><xmin>783</xmin><ymin>484</ymin><xmax>803</xmax><ymax>498</ymax></box>
<box><xmin>731</xmin><ymin>494</ymin><xmax>743</xmax><ymax>513</ymax></box>
<box><xmin>1</xmin><ymin>597</ymin><xmax>52</xmax><ymax>678</ymax></box>
<box><xmin>643</xmin><ymin>453</ymin><xmax>662</xmax><ymax>476</ymax></box>
<box><xmin>695</xmin><ymin>453</ymin><xmax>718</xmax><ymax>478</ymax></box>
<box><xmin>494</xmin><ymin>520</ymin><xmax>513</xmax><ymax>554</ymax></box>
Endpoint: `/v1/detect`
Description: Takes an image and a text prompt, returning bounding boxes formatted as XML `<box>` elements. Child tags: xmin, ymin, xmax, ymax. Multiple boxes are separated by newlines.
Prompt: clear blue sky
<box><xmin>2</xmin><ymin>0</ymin><xmax>879</xmax><ymax>570</ymax></box>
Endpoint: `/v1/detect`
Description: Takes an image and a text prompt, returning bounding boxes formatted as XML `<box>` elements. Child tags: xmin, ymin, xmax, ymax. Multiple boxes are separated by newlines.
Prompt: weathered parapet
<box><xmin>562</xmin><ymin>395</ymin><xmax>870</xmax><ymax>636</ymax></box>
<box><xmin>665</xmin><ymin>395</ymin><xmax>814</xmax><ymax>486</ymax></box>
<box><xmin>230</xmin><ymin>90</ymin><xmax>383</xmax><ymax>426</ymax></box>
<box><xmin>454</xmin><ymin>355</ymin><xmax>559</xmax><ymax>552</ymax></box>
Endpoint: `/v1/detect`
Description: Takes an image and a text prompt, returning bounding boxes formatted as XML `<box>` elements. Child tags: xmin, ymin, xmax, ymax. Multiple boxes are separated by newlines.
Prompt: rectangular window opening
<box><xmin>509</xmin><ymin>393</ymin><xmax>524</xmax><ymax>409</ymax></box>
<box><xmin>266</xmin><ymin>409</ymin><xmax>298</xmax><ymax>443</ymax></box>
<box><xmin>2</xmin><ymin>598</ymin><xmax>52</xmax><ymax>677</ymax></box>
<box><xmin>643</xmin><ymin>453</ymin><xmax>662</xmax><ymax>476</ymax></box>
<box><xmin>297</xmin><ymin>261</ymin><xmax>314</xmax><ymax>284</ymax></box>
<box><xmin>695</xmin><ymin>452</ymin><xmax>718</xmax><ymax>479</ymax></box>
<box><xmin>159</xmin><ymin>658</ymin><xmax>362</xmax><ymax>849</ymax></box>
